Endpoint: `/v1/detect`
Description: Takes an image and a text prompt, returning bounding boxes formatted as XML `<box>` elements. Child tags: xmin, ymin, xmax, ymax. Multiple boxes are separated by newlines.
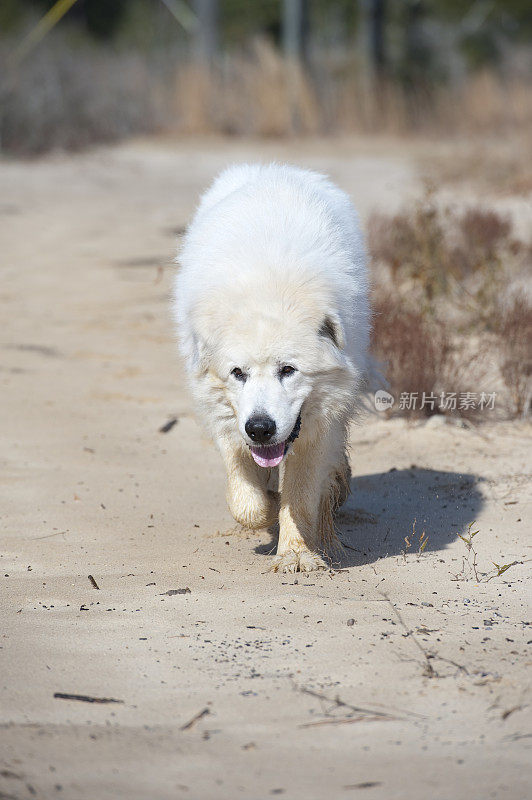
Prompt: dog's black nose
<box><xmin>245</xmin><ymin>415</ymin><xmax>276</xmax><ymax>444</ymax></box>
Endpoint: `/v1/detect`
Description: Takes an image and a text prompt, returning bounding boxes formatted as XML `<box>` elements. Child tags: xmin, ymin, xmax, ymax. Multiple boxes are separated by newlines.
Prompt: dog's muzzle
<box><xmin>248</xmin><ymin>412</ymin><xmax>302</xmax><ymax>468</ymax></box>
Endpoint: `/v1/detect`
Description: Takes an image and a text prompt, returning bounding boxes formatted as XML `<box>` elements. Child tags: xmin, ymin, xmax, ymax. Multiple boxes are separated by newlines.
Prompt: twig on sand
<box><xmin>293</xmin><ymin>683</ymin><xmax>424</xmax><ymax>723</ymax></box>
<box><xmin>297</xmin><ymin>686</ymin><xmax>397</xmax><ymax>719</ymax></box>
<box><xmin>53</xmin><ymin>693</ymin><xmax>123</xmax><ymax>704</ymax></box>
<box><xmin>159</xmin><ymin>417</ymin><xmax>178</xmax><ymax>433</ymax></box>
<box><xmin>344</xmin><ymin>783</ymin><xmax>382</xmax><ymax>790</ymax></box>
<box><xmin>33</xmin><ymin>530</ymin><xmax>67</xmax><ymax>540</ymax></box>
<box><xmin>180</xmin><ymin>707</ymin><xmax>210</xmax><ymax>730</ymax></box>
<box><xmin>338</xmin><ymin>540</ymin><xmax>361</xmax><ymax>552</ymax></box>
<box><xmin>300</xmin><ymin>714</ymin><xmax>394</xmax><ymax>728</ymax></box>
<box><xmin>381</xmin><ymin>593</ymin><xmax>468</xmax><ymax>678</ymax></box>
<box><xmin>88</xmin><ymin>575</ymin><xmax>100</xmax><ymax>590</ymax></box>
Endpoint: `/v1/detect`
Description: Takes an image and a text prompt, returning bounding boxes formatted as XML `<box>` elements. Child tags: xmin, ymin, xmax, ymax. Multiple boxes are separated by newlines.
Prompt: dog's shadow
<box><xmin>255</xmin><ymin>467</ymin><xmax>485</xmax><ymax>568</ymax></box>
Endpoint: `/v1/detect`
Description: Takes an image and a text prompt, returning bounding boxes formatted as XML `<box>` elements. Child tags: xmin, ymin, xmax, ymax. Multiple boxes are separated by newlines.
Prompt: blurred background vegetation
<box><xmin>1</xmin><ymin>3</ymin><xmax>530</xmax><ymax>417</ymax></box>
<box><xmin>0</xmin><ymin>0</ymin><xmax>531</xmax><ymax>154</ymax></box>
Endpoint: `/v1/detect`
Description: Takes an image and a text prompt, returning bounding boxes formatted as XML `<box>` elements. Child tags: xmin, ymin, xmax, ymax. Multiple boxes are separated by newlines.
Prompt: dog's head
<box><xmin>189</xmin><ymin>278</ymin><xmax>358</xmax><ymax>467</ymax></box>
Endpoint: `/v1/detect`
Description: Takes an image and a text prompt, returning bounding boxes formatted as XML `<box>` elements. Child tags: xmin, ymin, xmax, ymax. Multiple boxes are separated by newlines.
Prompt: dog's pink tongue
<box><xmin>250</xmin><ymin>442</ymin><xmax>285</xmax><ymax>468</ymax></box>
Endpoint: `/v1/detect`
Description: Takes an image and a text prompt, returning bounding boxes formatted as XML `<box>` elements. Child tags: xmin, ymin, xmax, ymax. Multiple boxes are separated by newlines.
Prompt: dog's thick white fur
<box><xmin>173</xmin><ymin>163</ymin><xmax>370</xmax><ymax>572</ymax></box>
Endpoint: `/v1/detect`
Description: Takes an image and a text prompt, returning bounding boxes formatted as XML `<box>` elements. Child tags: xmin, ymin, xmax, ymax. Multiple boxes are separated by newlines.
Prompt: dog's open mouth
<box><xmin>249</xmin><ymin>413</ymin><xmax>301</xmax><ymax>468</ymax></box>
<box><xmin>249</xmin><ymin>442</ymin><xmax>285</xmax><ymax>468</ymax></box>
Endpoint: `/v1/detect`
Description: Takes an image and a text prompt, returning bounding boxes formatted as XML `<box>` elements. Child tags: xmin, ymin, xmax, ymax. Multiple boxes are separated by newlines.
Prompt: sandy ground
<box><xmin>1</xmin><ymin>138</ymin><xmax>531</xmax><ymax>800</ymax></box>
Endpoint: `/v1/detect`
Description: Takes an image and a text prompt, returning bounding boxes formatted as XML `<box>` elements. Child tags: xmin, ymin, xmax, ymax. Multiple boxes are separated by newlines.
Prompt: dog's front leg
<box><xmin>218</xmin><ymin>438</ymin><xmax>278</xmax><ymax>530</ymax></box>
<box><xmin>272</xmin><ymin>431</ymin><xmax>337</xmax><ymax>573</ymax></box>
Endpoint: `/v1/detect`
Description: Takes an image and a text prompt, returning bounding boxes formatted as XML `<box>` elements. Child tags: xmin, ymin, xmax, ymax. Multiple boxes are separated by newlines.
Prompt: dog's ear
<box><xmin>318</xmin><ymin>314</ymin><xmax>344</xmax><ymax>349</ymax></box>
<box><xmin>190</xmin><ymin>331</ymin><xmax>210</xmax><ymax>373</ymax></box>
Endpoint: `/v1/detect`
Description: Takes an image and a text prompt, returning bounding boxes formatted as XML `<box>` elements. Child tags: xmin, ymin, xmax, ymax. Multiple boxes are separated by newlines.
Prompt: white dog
<box><xmin>173</xmin><ymin>163</ymin><xmax>370</xmax><ymax>572</ymax></box>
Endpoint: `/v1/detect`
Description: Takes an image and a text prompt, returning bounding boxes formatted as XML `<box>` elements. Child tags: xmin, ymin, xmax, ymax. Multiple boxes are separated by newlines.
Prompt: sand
<box><xmin>1</xmin><ymin>137</ymin><xmax>531</xmax><ymax>800</ymax></box>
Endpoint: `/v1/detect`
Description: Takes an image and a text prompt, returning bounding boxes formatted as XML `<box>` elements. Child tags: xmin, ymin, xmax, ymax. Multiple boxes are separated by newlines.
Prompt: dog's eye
<box><xmin>231</xmin><ymin>367</ymin><xmax>246</xmax><ymax>382</ymax></box>
<box><xmin>280</xmin><ymin>365</ymin><xmax>296</xmax><ymax>378</ymax></box>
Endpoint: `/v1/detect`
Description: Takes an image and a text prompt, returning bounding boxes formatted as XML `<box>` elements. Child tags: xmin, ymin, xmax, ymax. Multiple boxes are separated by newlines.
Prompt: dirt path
<box><xmin>1</xmin><ymin>138</ymin><xmax>531</xmax><ymax>800</ymax></box>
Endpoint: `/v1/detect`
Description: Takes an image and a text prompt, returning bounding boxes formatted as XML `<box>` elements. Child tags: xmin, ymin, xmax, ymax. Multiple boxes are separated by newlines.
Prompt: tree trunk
<box><xmin>368</xmin><ymin>0</ymin><xmax>387</xmax><ymax>79</ymax></box>
<box><xmin>282</xmin><ymin>0</ymin><xmax>309</xmax><ymax>64</ymax></box>
<box><xmin>193</xmin><ymin>0</ymin><xmax>219</xmax><ymax>65</ymax></box>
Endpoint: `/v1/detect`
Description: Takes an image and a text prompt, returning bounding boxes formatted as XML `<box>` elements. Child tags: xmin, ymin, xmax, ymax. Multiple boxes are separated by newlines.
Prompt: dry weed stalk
<box><xmin>451</xmin><ymin>522</ymin><xmax>527</xmax><ymax>583</ymax></box>
<box><xmin>493</xmin><ymin>295</ymin><xmax>532</xmax><ymax>417</ymax></box>
<box><xmin>402</xmin><ymin>519</ymin><xmax>429</xmax><ymax>561</ymax></box>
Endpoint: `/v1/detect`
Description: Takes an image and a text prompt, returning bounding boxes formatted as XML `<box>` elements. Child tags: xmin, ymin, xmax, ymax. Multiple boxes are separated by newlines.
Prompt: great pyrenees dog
<box><xmin>173</xmin><ymin>163</ymin><xmax>370</xmax><ymax>572</ymax></box>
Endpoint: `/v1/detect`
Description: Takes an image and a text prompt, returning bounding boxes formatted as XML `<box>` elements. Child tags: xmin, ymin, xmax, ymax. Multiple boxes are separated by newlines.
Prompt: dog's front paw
<box><xmin>269</xmin><ymin>549</ymin><xmax>327</xmax><ymax>573</ymax></box>
<box><xmin>227</xmin><ymin>490</ymin><xmax>278</xmax><ymax>530</ymax></box>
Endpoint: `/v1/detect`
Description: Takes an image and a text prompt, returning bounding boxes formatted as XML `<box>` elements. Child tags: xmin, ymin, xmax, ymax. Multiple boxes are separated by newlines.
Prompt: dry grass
<box><xmin>179</xmin><ymin>55</ymin><xmax>532</xmax><ymax>139</ymax></box>
<box><xmin>369</xmin><ymin>194</ymin><xmax>532</xmax><ymax>420</ymax></box>
<box><xmin>0</xmin><ymin>39</ymin><xmax>169</xmax><ymax>155</ymax></box>
<box><xmin>1</xmin><ymin>34</ymin><xmax>531</xmax><ymax>155</ymax></box>
<box><xmin>371</xmin><ymin>293</ymin><xmax>452</xmax><ymax>418</ymax></box>
<box><xmin>175</xmin><ymin>41</ymin><xmax>320</xmax><ymax>137</ymax></box>
<box><xmin>368</xmin><ymin>195</ymin><xmax>517</xmax><ymax>296</ymax></box>
<box><xmin>493</xmin><ymin>295</ymin><xmax>532</xmax><ymax>417</ymax></box>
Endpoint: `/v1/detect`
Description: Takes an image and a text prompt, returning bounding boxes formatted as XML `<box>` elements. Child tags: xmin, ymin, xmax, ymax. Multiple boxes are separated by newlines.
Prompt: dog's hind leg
<box><xmin>316</xmin><ymin>454</ymin><xmax>351</xmax><ymax>565</ymax></box>
<box><xmin>333</xmin><ymin>450</ymin><xmax>351</xmax><ymax>510</ymax></box>
<box><xmin>219</xmin><ymin>438</ymin><xmax>279</xmax><ymax>530</ymax></box>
